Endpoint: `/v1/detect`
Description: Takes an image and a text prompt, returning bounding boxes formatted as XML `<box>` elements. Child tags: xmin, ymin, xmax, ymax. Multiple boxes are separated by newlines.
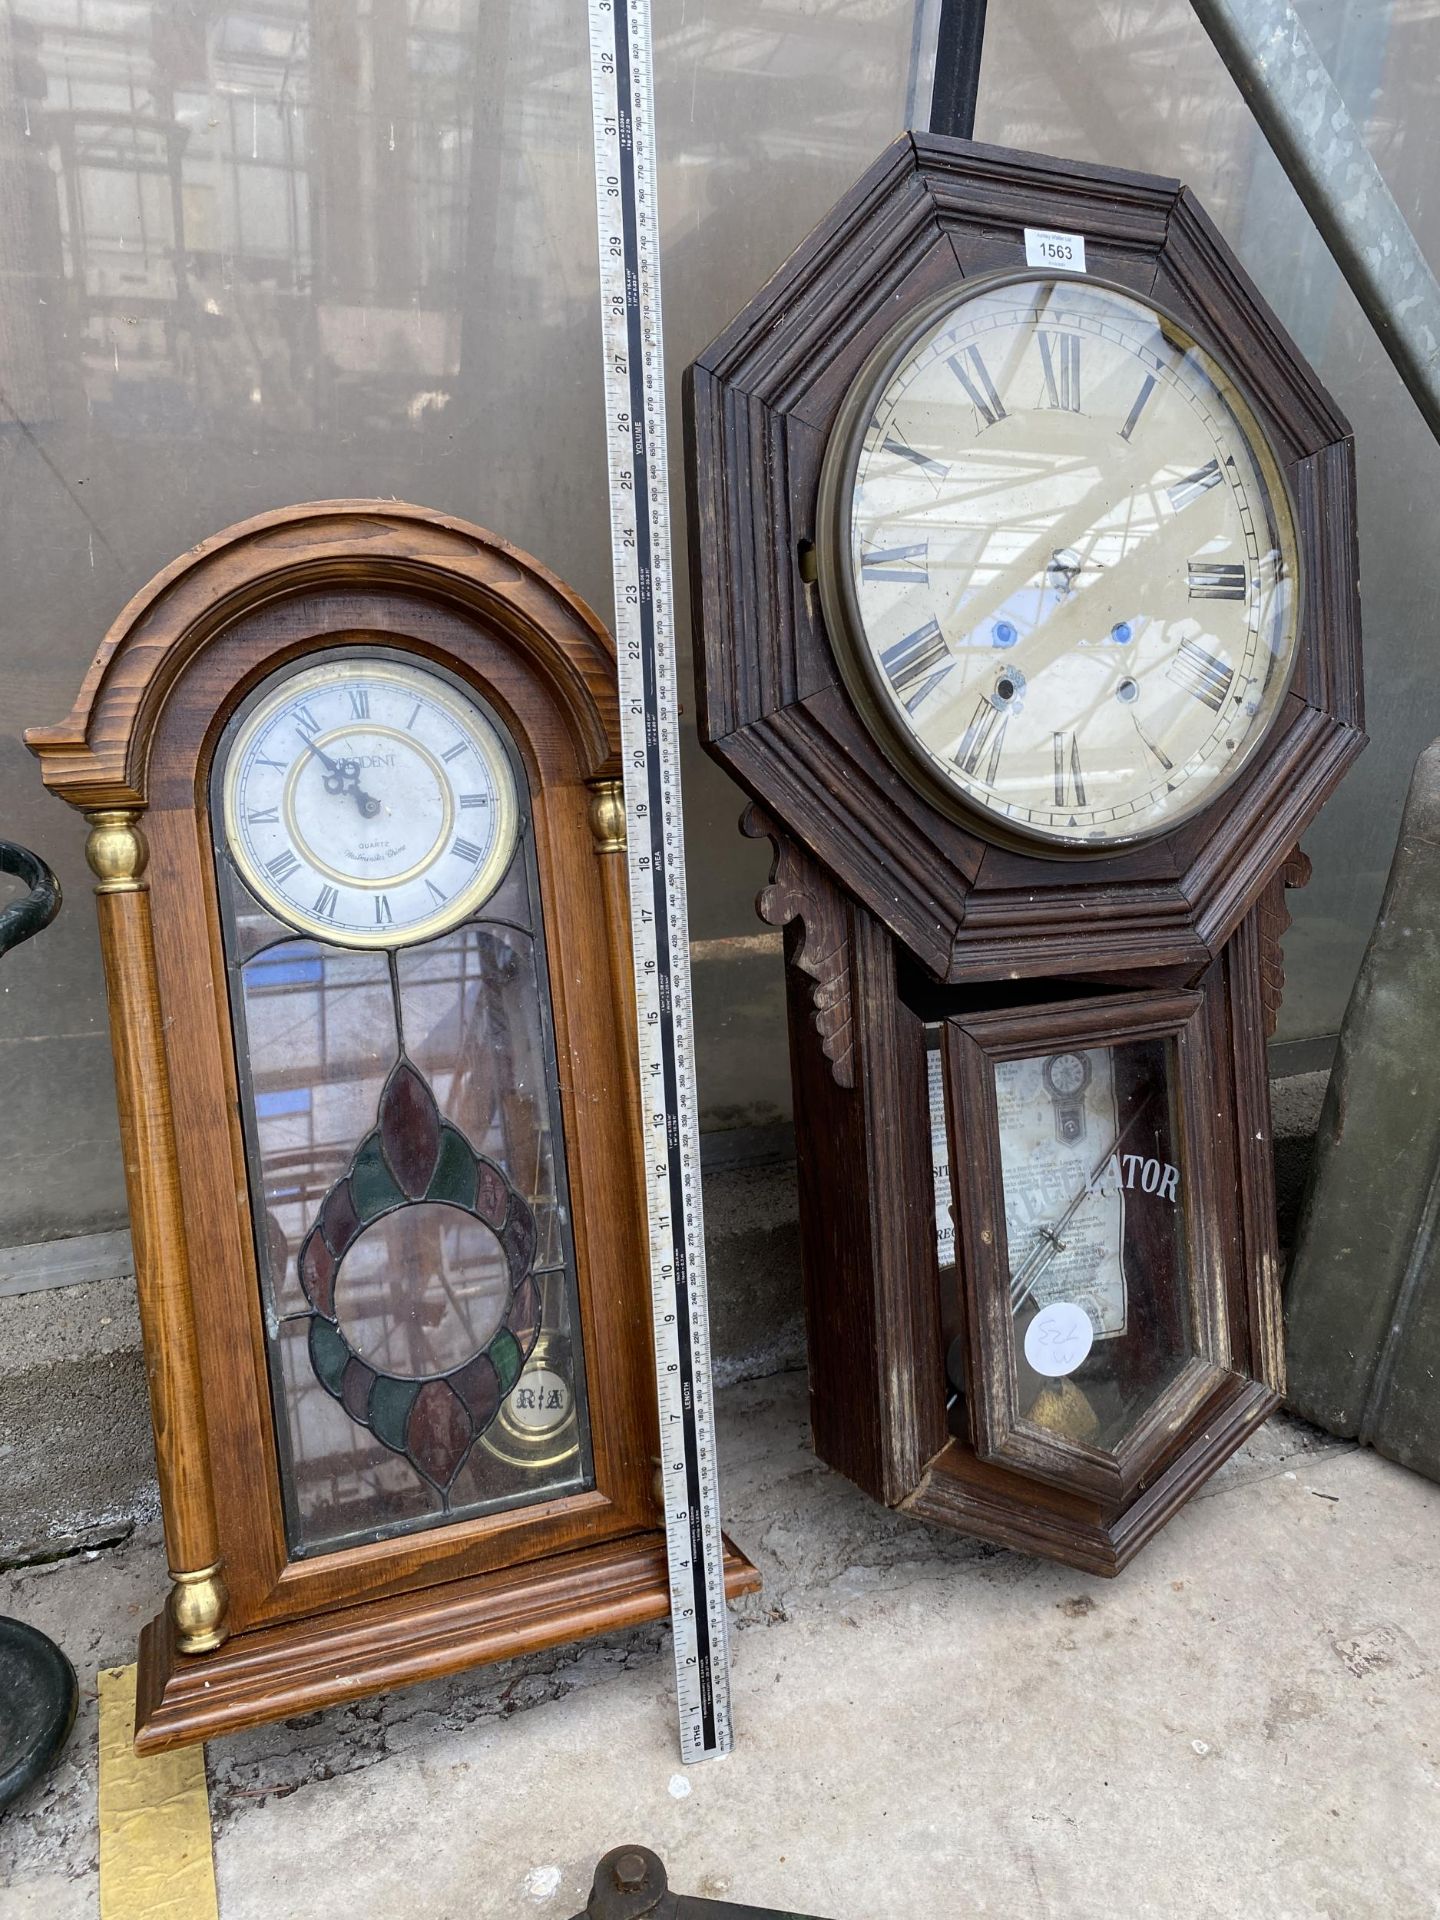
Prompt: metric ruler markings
<box><xmin>586</xmin><ymin>0</ymin><xmax>733</xmax><ymax>1761</ymax></box>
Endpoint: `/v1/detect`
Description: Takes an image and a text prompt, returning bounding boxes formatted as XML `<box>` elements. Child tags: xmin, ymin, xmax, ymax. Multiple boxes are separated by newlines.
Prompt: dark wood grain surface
<box><xmin>686</xmin><ymin>133</ymin><xmax>1361</xmax><ymax>1573</ymax></box>
<box><xmin>686</xmin><ymin>134</ymin><xmax>1365</xmax><ymax>985</ymax></box>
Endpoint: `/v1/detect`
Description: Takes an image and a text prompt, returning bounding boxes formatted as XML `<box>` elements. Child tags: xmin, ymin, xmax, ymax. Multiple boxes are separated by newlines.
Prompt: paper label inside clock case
<box><xmin>927</xmin><ymin>1048</ymin><xmax>956</xmax><ymax>1269</ymax></box>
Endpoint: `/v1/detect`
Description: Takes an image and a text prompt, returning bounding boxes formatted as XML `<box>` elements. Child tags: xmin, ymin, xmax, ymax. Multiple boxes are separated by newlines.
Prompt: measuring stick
<box><xmin>585</xmin><ymin>0</ymin><xmax>734</xmax><ymax>1762</ymax></box>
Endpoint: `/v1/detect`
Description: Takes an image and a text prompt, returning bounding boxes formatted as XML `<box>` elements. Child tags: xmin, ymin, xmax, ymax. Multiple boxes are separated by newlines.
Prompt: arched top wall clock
<box><xmin>686</xmin><ymin>136</ymin><xmax>1363</xmax><ymax>1573</ymax></box>
<box><xmin>28</xmin><ymin>502</ymin><xmax>757</xmax><ymax>1749</ymax></box>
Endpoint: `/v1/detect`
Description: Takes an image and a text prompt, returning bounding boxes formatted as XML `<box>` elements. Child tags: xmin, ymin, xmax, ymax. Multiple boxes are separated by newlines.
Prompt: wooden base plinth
<box><xmin>134</xmin><ymin>1530</ymin><xmax>760</xmax><ymax>1752</ymax></box>
<box><xmin>905</xmin><ymin>1383</ymin><xmax>1278</xmax><ymax>1577</ymax></box>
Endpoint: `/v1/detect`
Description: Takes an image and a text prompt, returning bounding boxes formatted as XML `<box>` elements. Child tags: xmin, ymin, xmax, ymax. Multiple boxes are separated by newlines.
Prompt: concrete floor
<box><xmin>2</xmin><ymin>1369</ymin><xmax>1436</xmax><ymax>1920</ymax></box>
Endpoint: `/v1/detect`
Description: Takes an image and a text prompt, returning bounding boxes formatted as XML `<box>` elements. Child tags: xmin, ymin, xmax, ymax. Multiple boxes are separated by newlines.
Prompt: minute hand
<box><xmin>1007</xmin><ymin>1100</ymin><xmax>1154</xmax><ymax>1312</ymax></box>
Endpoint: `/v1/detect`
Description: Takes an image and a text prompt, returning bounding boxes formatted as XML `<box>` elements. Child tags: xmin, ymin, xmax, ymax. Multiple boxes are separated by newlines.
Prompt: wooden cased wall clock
<box><xmin>27</xmin><ymin>503</ymin><xmax>757</xmax><ymax>1749</ymax></box>
<box><xmin>686</xmin><ymin>136</ymin><xmax>1363</xmax><ymax>1574</ymax></box>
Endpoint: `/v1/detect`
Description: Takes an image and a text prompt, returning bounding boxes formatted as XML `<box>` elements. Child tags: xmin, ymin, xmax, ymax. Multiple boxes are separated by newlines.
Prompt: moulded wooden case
<box><xmin>687</xmin><ymin>135</ymin><xmax>1362</xmax><ymax>1572</ymax></box>
<box><xmin>686</xmin><ymin>134</ymin><xmax>1363</xmax><ymax>985</ymax></box>
<box><xmin>27</xmin><ymin>503</ymin><xmax>757</xmax><ymax>1749</ymax></box>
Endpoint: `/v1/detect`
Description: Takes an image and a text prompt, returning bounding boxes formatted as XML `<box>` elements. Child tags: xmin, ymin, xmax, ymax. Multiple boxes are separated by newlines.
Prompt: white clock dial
<box><xmin>221</xmin><ymin>656</ymin><xmax>519</xmax><ymax>946</ymax></box>
<box><xmin>817</xmin><ymin>274</ymin><xmax>1301</xmax><ymax>848</ymax></box>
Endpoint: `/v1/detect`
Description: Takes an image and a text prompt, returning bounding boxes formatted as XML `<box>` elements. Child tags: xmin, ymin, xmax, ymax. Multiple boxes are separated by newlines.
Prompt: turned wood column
<box><xmin>85</xmin><ymin>809</ymin><xmax>229</xmax><ymax>1655</ymax></box>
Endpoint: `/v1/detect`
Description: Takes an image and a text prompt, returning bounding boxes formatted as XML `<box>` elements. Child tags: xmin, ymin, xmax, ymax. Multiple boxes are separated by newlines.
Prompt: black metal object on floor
<box><xmin>571</xmin><ymin>1846</ymin><xmax>830</xmax><ymax>1920</ymax></box>
<box><xmin>0</xmin><ymin>1619</ymin><xmax>78</xmax><ymax>1811</ymax></box>
<box><xmin>0</xmin><ymin>841</ymin><xmax>76</xmax><ymax>1812</ymax></box>
<box><xmin>0</xmin><ymin>839</ymin><xmax>60</xmax><ymax>957</ymax></box>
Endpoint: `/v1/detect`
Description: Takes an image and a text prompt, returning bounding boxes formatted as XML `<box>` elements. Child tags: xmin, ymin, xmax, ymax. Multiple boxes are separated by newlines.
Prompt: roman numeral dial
<box><xmin>880</xmin><ymin>619</ymin><xmax>952</xmax><ymax>712</ymax></box>
<box><xmin>955</xmin><ymin>697</ymin><xmax>1009</xmax><ymax>784</ymax></box>
<box><xmin>827</xmin><ymin>272</ymin><xmax>1301</xmax><ymax>848</ymax></box>
<box><xmin>221</xmin><ymin>656</ymin><xmax>521</xmax><ymax>948</ymax></box>
<box><xmin>1168</xmin><ymin>639</ymin><xmax>1235</xmax><ymax>712</ymax></box>
<box><xmin>1053</xmin><ymin>732</ymin><xmax>1087</xmax><ymax>811</ymax></box>
<box><xmin>1038</xmin><ymin>330</ymin><xmax>1081</xmax><ymax>412</ymax></box>
<box><xmin>948</xmin><ymin>346</ymin><xmax>1007</xmax><ymax>428</ymax></box>
<box><xmin>861</xmin><ymin>541</ymin><xmax>929</xmax><ymax>585</ymax></box>
<box><xmin>1187</xmin><ymin>560</ymin><xmax>1247</xmax><ymax>601</ymax></box>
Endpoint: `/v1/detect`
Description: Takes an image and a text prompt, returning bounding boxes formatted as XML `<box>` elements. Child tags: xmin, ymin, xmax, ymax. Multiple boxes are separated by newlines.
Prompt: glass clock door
<box><xmin>943</xmin><ymin>991</ymin><xmax>1238</xmax><ymax>1504</ymax></box>
<box><xmin>211</xmin><ymin>649</ymin><xmax>593</xmax><ymax>1556</ymax></box>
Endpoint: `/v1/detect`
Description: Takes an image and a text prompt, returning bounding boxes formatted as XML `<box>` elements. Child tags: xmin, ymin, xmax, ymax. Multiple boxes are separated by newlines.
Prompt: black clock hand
<box><xmin>332</xmin><ymin>736</ymin><xmax>384</xmax><ymax>818</ymax></box>
<box><xmin>297</xmin><ymin>733</ymin><xmax>381</xmax><ymax>818</ymax></box>
<box><xmin>329</xmin><ymin>755</ymin><xmax>381</xmax><ymax>818</ymax></box>
<box><xmin>337</xmin><ymin>764</ymin><xmax>382</xmax><ymax>818</ymax></box>
<box><xmin>300</xmin><ymin>734</ymin><xmax>345</xmax><ymax>783</ymax></box>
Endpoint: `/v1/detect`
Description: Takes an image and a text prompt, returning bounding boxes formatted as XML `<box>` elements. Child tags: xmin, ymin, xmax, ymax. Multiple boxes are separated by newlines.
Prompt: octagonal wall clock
<box><xmin>27</xmin><ymin>503</ymin><xmax>757</xmax><ymax>1750</ymax></box>
<box><xmin>686</xmin><ymin>136</ymin><xmax>1363</xmax><ymax>1573</ymax></box>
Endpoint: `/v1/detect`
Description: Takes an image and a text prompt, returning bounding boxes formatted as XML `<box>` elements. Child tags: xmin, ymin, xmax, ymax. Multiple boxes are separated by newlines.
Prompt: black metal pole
<box><xmin>928</xmin><ymin>0</ymin><xmax>987</xmax><ymax>140</ymax></box>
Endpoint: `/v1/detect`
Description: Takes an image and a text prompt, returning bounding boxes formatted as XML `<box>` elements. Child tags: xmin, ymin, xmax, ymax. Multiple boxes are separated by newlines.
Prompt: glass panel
<box><xmin>398</xmin><ymin>924</ymin><xmax>567</xmax><ymax>1272</ymax></box>
<box><xmin>969</xmin><ymin>0</ymin><xmax>1440</xmax><ymax>1052</ymax></box>
<box><xmin>216</xmin><ymin>661</ymin><xmax>593</xmax><ymax>1556</ymax></box>
<box><xmin>927</xmin><ymin>1043</ymin><xmax>956</xmax><ymax>1270</ymax></box>
<box><xmin>274</xmin><ymin>1312</ymin><xmax>445</xmax><ymax>1545</ymax></box>
<box><xmin>243</xmin><ymin>942</ymin><xmax>395</xmax><ymax>1320</ymax></box>
<box><xmin>996</xmin><ymin>1037</ymin><xmax>1190</xmax><ymax>1454</ymax></box>
<box><xmin>1</xmin><ymin>0</ymin><xmax>919</xmax><ymax>1247</ymax></box>
<box><xmin>333</xmin><ymin>1202</ymin><xmax>510</xmax><ymax>1376</ymax></box>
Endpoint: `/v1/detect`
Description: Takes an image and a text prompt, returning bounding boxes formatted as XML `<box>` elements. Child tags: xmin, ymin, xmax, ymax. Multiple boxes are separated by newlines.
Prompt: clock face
<box><xmin>221</xmin><ymin>655</ymin><xmax>519</xmax><ymax>946</ymax></box>
<box><xmin>1044</xmin><ymin>1052</ymin><xmax>1089</xmax><ymax>1099</ymax></box>
<box><xmin>817</xmin><ymin>273</ymin><xmax>1301</xmax><ymax>849</ymax></box>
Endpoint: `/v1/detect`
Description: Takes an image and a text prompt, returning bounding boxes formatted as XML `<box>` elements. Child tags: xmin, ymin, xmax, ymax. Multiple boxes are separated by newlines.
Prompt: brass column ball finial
<box><xmin>587</xmin><ymin>779</ymin><xmax>627</xmax><ymax>854</ymax></box>
<box><xmin>168</xmin><ymin>1563</ymin><xmax>229</xmax><ymax>1656</ymax></box>
<box><xmin>84</xmin><ymin>810</ymin><xmax>149</xmax><ymax>893</ymax></box>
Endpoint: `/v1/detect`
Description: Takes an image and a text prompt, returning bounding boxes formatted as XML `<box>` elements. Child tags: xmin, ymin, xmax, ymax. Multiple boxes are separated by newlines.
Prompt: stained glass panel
<box><xmin>215</xmin><ymin>658</ymin><xmax>593</xmax><ymax>1556</ymax></box>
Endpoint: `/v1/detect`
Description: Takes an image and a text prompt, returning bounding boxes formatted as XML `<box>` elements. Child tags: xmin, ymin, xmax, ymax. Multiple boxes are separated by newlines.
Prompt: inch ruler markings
<box><xmin>586</xmin><ymin>0</ymin><xmax>732</xmax><ymax>1761</ymax></box>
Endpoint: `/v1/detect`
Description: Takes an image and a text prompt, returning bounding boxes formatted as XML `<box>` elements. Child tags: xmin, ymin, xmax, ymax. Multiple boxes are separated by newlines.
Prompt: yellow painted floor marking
<box><xmin>97</xmin><ymin>1665</ymin><xmax>219</xmax><ymax>1920</ymax></box>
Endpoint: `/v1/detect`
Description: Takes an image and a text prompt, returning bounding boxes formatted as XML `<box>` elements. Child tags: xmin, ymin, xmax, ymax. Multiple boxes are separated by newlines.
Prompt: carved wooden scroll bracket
<box><xmin>742</xmin><ymin>804</ymin><xmax>854</xmax><ymax>1088</ymax></box>
<box><xmin>1259</xmin><ymin>846</ymin><xmax>1315</xmax><ymax>1038</ymax></box>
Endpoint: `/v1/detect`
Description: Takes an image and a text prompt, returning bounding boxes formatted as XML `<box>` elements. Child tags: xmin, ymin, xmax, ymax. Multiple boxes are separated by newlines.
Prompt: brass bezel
<box><xmin>815</xmin><ymin>268</ymin><xmax>1305</xmax><ymax>856</ymax></box>
<box><xmin>221</xmin><ymin>656</ymin><xmax>519</xmax><ymax>949</ymax></box>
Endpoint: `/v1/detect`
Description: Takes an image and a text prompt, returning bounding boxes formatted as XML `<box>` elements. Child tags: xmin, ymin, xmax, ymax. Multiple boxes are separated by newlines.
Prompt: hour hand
<box><xmin>333</xmin><ymin>757</ymin><xmax>381</xmax><ymax>818</ymax></box>
<box><xmin>349</xmin><ymin>776</ymin><xmax>381</xmax><ymax>819</ymax></box>
<box><xmin>298</xmin><ymin>736</ymin><xmax>381</xmax><ymax>817</ymax></box>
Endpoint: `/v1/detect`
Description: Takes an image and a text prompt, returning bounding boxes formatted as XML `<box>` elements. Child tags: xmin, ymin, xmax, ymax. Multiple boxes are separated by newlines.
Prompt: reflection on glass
<box><xmin>996</xmin><ymin>1036</ymin><xmax>1190</xmax><ymax>1454</ymax></box>
<box><xmin>968</xmin><ymin>0</ymin><xmax>1440</xmax><ymax>1032</ymax></box>
<box><xmin>840</xmin><ymin>277</ymin><xmax>1299</xmax><ymax>845</ymax></box>
<box><xmin>332</xmin><ymin>1201</ymin><xmax>510</xmax><ymax>1377</ymax></box>
<box><xmin>4</xmin><ymin>0</ymin><xmax>920</xmax><ymax>1224</ymax></box>
<box><xmin>221</xmin><ymin>761</ymin><xmax>592</xmax><ymax>1555</ymax></box>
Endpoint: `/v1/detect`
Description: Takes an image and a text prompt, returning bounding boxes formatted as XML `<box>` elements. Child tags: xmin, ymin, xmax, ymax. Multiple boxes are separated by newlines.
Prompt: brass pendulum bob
<box><xmin>1028</xmin><ymin>1376</ymin><xmax>1102</xmax><ymax>1446</ymax></box>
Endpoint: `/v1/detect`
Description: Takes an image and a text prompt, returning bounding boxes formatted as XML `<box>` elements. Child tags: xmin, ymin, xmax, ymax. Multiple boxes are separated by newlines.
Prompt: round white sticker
<box><xmin>1024</xmin><ymin>1301</ymin><xmax>1095</xmax><ymax>1378</ymax></box>
<box><xmin>508</xmin><ymin>1367</ymin><xmax>571</xmax><ymax>1435</ymax></box>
